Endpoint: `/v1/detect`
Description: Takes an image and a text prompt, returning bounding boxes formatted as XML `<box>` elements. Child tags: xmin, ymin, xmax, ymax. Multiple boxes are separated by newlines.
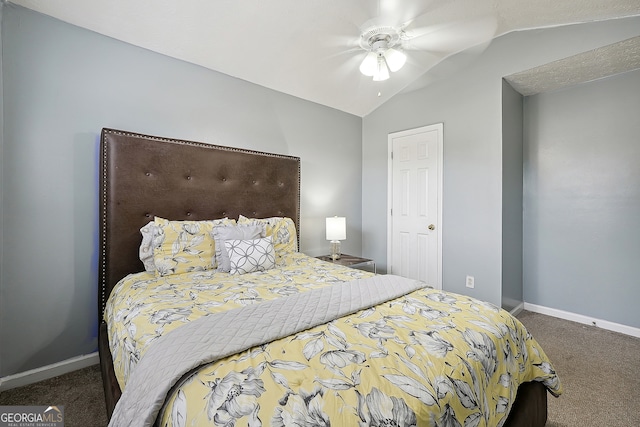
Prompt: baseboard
<box><xmin>523</xmin><ymin>303</ymin><xmax>640</xmax><ymax>339</ymax></box>
<box><xmin>509</xmin><ymin>302</ymin><xmax>525</xmax><ymax>317</ymax></box>
<box><xmin>0</xmin><ymin>352</ymin><xmax>99</xmax><ymax>392</ymax></box>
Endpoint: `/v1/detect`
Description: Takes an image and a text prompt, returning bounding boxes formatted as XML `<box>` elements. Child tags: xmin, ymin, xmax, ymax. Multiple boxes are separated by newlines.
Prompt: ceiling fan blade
<box><xmin>358</xmin><ymin>0</ymin><xmax>441</xmax><ymax>32</ymax></box>
<box><xmin>400</xmin><ymin>37</ymin><xmax>493</xmax><ymax>94</ymax></box>
<box><xmin>324</xmin><ymin>34</ymin><xmax>362</xmax><ymax>50</ymax></box>
<box><xmin>402</xmin><ymin>16</ymin><xmax>497</xmax><ymax>53</ymax></box>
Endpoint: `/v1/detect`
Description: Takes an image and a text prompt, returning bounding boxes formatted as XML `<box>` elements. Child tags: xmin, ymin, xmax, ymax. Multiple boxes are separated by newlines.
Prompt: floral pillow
<box><xmin>210</xmin><ymin>223</ymin><xmax>266</xmax><ymax>273</ymax></box>
<box><xmin>224</xmin><ymin>236</ymin><xmax>276</xmax><ymax>275</ymax></box>
<box><xmin>237</xmin><ymin>216</ymin><xmax>297</xmax><ymax>264</ymax></box>
<box><xmin>151</xmin><ymin>217</ymin><xmax>235</xmax><ymax>276</ymax></box>
<box><xmin>139</xmin><ymin>221</ymin><xmax>163</xmax><ymax>272</ymax></box>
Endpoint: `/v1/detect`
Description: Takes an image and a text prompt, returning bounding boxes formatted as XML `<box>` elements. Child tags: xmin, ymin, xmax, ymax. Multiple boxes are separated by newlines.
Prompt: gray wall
<box><xmin>501</xmin><ymin>80</ymin><xmax>524</xmax><ymax>311</ymax></box>
<box><xmin>2</xmin><ymin>4</ymin><xmax>639</xmax><ymax>378</ymax></box>
<box><xmin>0</xmin><ymin>6</ymin><xmax>4</xmax><ymax>373</ymax></box>
<box><xmin>523</xmin><ymin>69</ymin><xmax>640</xmax><ymax>329</ymax></box>
<box><xmin>362</xmin><ymin>17</ymin><xmax>640</xmax><ymax>306</ymax></box>
<box><xmin>0</xmin><ymin>4</ymin><xmax>363</xmax><ymax>377</ymax></box>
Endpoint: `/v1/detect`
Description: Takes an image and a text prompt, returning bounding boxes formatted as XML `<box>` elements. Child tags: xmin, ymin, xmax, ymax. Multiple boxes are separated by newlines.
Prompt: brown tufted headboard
<box><xmin>98</xmin><ymin>128</ymin><xmax>301</xmax><ymax>317</ymax></box>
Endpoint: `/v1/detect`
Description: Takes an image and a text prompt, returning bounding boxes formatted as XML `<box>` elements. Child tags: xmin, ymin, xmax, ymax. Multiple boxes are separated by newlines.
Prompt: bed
<box><xmin>98</xmin><ymin>128</ymin><xmax>561</xmax><ymax>426</ymax></box>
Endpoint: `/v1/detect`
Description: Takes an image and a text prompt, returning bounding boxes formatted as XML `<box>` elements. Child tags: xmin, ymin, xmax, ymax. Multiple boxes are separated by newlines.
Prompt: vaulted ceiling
<box><xmin>10</xmin><ymin>0</ymin><xmax>640</xmax><ymax>116</ymax></box>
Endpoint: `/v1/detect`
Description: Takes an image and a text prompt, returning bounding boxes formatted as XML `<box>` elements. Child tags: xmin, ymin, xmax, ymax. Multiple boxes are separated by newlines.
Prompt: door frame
<box><xmin>387</xmin><ymin>123</ymin><xmax>443</xmax><ymax>288</ymax></box>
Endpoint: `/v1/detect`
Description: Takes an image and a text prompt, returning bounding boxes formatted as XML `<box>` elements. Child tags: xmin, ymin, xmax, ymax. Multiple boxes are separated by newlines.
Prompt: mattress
<box><xmin>105</xmin><ymin>253</ymin><xmax>562</xmax><ymax>426</ymax></box>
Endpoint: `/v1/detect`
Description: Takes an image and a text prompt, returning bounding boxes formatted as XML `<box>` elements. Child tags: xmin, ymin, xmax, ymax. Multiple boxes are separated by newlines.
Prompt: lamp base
<box><xmin>330</xmin><ymin>240</ymin><xmax>341</xmax><ymax>260</ymax></box>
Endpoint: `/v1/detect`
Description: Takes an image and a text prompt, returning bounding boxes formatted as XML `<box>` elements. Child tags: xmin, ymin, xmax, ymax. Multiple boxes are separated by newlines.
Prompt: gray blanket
<box><xmin>107</xmin><ymin>274</ymin><xmax>426</xmax><ymax>427</ymax></box>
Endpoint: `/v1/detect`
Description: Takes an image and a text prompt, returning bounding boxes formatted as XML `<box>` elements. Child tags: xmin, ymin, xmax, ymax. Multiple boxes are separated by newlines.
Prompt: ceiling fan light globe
<box><xmin>384</xmin><ymin>48</ymin><xmax>406</xmax><ymax>72</ymax></box>
<box><xmin>359</xmin><ymin>52</ymin><xmax>378</xmax><ymax>76</ymax></box>
<box><xmin>372</xmin><ymin>57</ymin><xmax>390</xmax><ymax>81</ymax></box>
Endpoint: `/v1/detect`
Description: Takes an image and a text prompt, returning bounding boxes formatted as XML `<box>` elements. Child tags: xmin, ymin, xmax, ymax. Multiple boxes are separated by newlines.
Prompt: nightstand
<box><xmin>316</xmin><ymin>254</ymin><xmax>376</xmax><ymax>273</ymax></box>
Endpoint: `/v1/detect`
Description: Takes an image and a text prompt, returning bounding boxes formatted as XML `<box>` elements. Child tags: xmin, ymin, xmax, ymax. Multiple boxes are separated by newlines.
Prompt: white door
<box><xmin>387</xmin><ymin>124</ymin><xmax>442</xmax><ymax>288</ymax></box>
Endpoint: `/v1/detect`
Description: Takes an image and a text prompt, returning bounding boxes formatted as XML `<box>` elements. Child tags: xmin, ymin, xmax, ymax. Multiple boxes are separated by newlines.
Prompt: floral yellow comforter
<box><xmin>105</xmin><ymin>253</ymin><xmax>562</xmax><ymax>426</ymax></box>
<box><xmin>105</xmin><ymin>252</ymin><xmax>373</xmax><ymax>388</ymax></box>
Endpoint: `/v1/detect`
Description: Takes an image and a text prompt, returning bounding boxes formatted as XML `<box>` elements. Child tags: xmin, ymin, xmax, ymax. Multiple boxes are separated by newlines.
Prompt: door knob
<box><xmin>428</xmin><ymin>224</ymin><xmax>435</xmax><ymax>230</ymax></box>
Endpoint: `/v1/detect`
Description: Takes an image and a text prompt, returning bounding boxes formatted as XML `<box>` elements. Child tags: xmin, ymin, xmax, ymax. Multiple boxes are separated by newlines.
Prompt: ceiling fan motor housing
<box><xmin>360</xmin><ymin>26</ymin><xmax>402</xmax><ymax>53</ymax></box>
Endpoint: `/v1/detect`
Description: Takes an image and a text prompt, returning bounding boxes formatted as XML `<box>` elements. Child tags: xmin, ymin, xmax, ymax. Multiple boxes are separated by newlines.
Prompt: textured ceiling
<box><xmin>506</xmin><ymin>36</ymin><xmax>640</xmax><ymax>96</ymax></box>
<box><xmin>9</xmin><ymin>0</ymin><xmax>640</xmax><ymax>116</ymax></box>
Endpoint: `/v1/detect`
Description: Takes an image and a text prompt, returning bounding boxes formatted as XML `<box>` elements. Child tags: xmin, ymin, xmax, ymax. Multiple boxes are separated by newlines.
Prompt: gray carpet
<box><xmin>0</xmin><ymin>363</ymin><xmax>108</xmax><ymax>426</ymax></box>
<box><xmin>517</xmin><ymin>311</ymin><xmax>640</xmax><ymax>426</ymax></box>
<box><xmin>1</xmin><ymin>310</ymin><xmax>638</xmax><ymax>426</ymax></box>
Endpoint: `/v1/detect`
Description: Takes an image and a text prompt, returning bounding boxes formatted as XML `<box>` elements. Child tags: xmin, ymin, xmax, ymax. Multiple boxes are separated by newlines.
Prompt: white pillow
<box><xmin>211</xmin><ymin>224</ymin><xmax>265</xmax><ymax>272</ymax></box>
<box><xmin>224</xmin><ymin>237</ymin><xmax>275</xmax><ymax>275</ymax></box>
<box><xmin>237</xmin><ymin>215</ymin><xmax>298</xmax><ymax>265</ymax></box>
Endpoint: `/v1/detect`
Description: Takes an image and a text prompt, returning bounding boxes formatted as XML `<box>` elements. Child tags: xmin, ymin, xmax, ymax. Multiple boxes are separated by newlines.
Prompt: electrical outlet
<box><xmin>466</xmin><ymin>275</ymin><xmax>475</xmax><ymax>288</ymax></box>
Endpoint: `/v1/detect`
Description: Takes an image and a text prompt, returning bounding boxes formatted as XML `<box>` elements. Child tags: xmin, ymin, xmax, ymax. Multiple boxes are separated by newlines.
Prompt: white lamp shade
<box><xmin>384</xmin><ymin>48</ymin><xmax>407</xmax><ymax>72</ymax></box>
<box><xmin>359</xmin><ymin>52</ymin><xmax>378</xmax><ymax>76</ymax></box>
<box><xmin>326</xmin><ymin>217</ymin><xmax>346</xmax><ymax>241</ymax></box>
<box><xmin>372</xmin><ymin>57</ymin><xmax>390</xmax><ymax>81</ymax></box>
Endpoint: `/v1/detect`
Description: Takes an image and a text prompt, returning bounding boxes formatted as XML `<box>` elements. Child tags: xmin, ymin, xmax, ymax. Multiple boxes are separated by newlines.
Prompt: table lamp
<box><xmin>326</xmin><ymin>216</ymin><xmax>346</xmax><ymax>260</ymax></box>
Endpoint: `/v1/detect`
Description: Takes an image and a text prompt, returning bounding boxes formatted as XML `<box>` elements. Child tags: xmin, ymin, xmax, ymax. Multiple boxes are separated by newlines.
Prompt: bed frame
<box><xmin>97</xmin><ymin>128</ymin><xmax>547</xmax><ymax>425</ymax></box>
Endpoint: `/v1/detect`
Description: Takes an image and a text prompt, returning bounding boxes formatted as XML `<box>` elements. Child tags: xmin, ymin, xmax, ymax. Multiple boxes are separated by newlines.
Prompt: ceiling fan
<box><xmin>359</xmin><ymin>26</ymin><xmax>408</xmax><ymax>81</ymax></box>
<box><xmin>353</xmin><ymin>1</ymin><xmax>498</xmax><ymax>82</ymax></box>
